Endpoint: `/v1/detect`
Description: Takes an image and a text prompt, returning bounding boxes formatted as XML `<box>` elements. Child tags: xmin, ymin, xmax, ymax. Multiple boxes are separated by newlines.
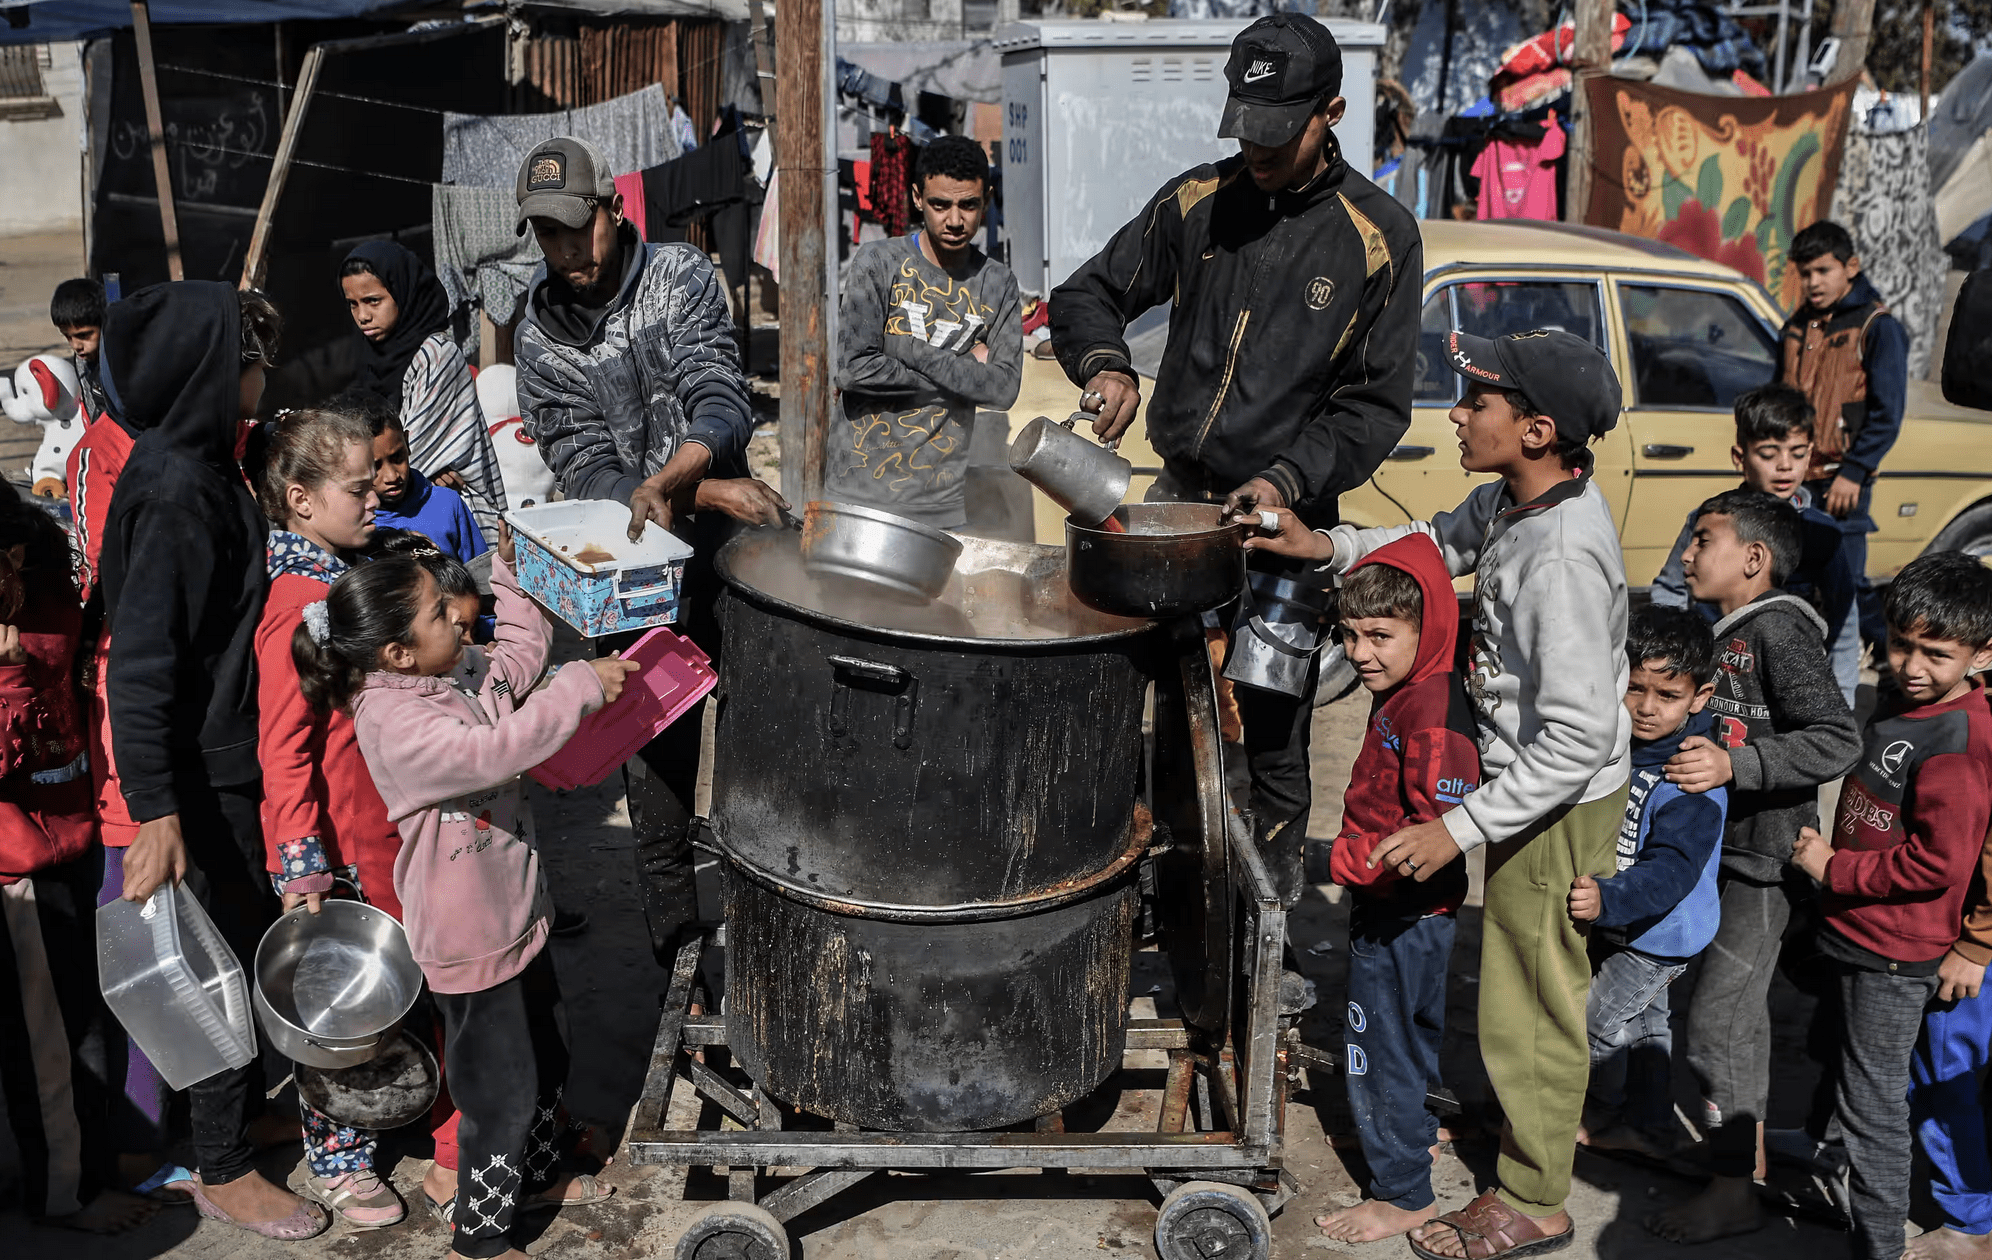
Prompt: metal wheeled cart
<box><xmin>623</xmin><ymin>607</ymin><xmax>1337</xmax><ymax>1260</ymax></box>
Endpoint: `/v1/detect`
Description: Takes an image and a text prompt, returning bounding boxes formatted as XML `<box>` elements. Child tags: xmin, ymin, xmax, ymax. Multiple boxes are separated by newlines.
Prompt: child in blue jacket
<box><xmin>1570</xmin><ymin>606</ymin><xmax>1727</xmax><ymax>1157</ymax></box>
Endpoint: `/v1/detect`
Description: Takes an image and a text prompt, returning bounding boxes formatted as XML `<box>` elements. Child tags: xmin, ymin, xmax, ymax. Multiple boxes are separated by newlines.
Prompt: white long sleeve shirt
<box><xmin>1320</xmin><ymin>474</ymin><xmax>1631</xmax><ymax>851</ymax></box>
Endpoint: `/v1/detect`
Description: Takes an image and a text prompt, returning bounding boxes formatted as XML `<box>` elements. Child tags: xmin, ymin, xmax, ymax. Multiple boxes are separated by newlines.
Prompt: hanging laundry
<box><xmin>431</xmin><ymin>184</ymin><xmax>545</xmax><ymax>357</ymax></box>
<box><xmin>441</xmin><ymin>84</ymin><xmax>679</xmax><ymax>190</ymax></box>
<box><xmin>613</xmin><ymin>171</ymin><xmax>648</xmax><ymax>238</ymax></box>
<box><xmin>641</xmin><ymin>121</ymin><xmax>759</xmax><ymax>298</ymax></box>
<box><xmin>869</xmin><ymin>132</ymin><xmax>916</xmax><ymax>237</ymax></box>
<box><xmin>754</xmin><ymin>171</ymin><xmax>780</xmax><ymax>282</ymax></box>
<box><xmin>1471</xmin><ymin>112</ymin><xmax>1565</xmax><ymax>221</ymax></box>
<box><xmin>751</xmin><ymin>129</ymin><xmax>773</xmax><ymax>185</ymax></box>
<box><xmin>670</xmin><ymin>103</ymin><xmax>700</xmax><ymax>153</ymax></box>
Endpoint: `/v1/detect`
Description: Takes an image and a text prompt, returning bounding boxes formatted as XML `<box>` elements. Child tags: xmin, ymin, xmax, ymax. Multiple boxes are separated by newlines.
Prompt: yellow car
<box><xmin>1027</xmin><ymin>220</ymin><xmax>1992</xmax><ymax>586</ymax></box>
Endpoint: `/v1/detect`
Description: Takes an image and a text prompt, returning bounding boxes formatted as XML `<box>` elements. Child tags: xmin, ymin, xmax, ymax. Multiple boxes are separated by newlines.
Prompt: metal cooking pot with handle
<box><xmin>800</xmin><ymin>501</ymin><xmax>964</xmax><ymax>603</ymax></box>
<box><xmin>1066</xmin><ymin>503</ymin><xmax>1245</xmax><ymax>619</ymax></box>
<box><xmin>253</xmin><ymin>902</ymin><xmax>423</xmax><ymax>1070</ymax></box>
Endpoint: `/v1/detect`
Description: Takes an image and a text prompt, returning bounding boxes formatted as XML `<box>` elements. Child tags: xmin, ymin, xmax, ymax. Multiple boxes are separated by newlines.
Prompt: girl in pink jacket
<box><xmin>291</xmin><ymin>538</ymin><xmax>636</xmax><ymax>1260</ymax></box>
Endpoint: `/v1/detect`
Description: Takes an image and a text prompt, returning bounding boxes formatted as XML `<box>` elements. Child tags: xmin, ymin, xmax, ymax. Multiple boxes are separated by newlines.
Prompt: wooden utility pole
<box><xmin>1562</xmin><ymin>0</ymin><xmax>1616</xmax><ymax>224</ymax></box>
<box><xmin>1828</xmin><ymin>0</ymin><xmax>1877</xmax><ymax>84</ymax></box>
<box><xmin>776</xmin><ymin>0</ymin><xmax>830</xmax><ymax>503</ymax></box>
<box><xmin>242</xmin><ymin>44</ymin><xmax>324</xmax><ymax>291</ymax></box>
<box><xmin>129</xmin><ymin>0</ymin><xmax>182</xmax><ymax>281</ymax></box>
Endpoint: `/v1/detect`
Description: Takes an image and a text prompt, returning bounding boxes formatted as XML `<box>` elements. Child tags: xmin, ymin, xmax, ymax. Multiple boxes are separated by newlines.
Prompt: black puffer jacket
<box><xmin>100</xmin><ymin>283</ymin><xmax>268</xmax><ymax>820</ymax></box>
<box><xmin>1050</xmin><ymin>143</ymin><xmax>1422</xmax><ymax>527</ymax></box>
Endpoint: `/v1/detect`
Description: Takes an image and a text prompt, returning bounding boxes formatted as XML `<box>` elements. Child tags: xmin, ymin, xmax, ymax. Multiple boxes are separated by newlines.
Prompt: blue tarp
<box><xmin>0</xmin><ymin>0</ymin><xmax>417</xmax><ymax>46</ymax></box>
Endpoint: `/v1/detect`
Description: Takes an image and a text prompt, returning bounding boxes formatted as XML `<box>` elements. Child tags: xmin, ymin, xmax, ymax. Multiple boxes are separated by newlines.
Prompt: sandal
<box><xmin>189</xmin><ymin>1183</ymin><xmax>330</xmax><ymax>1241</ymax></box>
<box><xmin>306</xmin><ymin>1170</ymin><xmax>406</xmax><ymax>1230</ymax></box>
<box><xmin>131</xmin><ymin>1162</ymin><xmax>197</xmax><ymax>1205</ymax></box>
<box><xmin>424</xmin><ymin>1188</ymin><xmax>455</xmax><ymax>1228</ymax></box>
<box><xmin>1408</xmin><ymin>1192</ymin><xmax>1574</xmax><ymax>1260</ymax></box>
<box><xmin>523</xmin><ymin>1171</ymin><xmax>615</xmax><ymax>1212</ymax></box>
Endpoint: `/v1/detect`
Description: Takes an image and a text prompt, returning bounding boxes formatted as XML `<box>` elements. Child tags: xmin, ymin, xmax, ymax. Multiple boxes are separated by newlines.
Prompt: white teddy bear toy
<box><xmin>0</xmin><ymin>354</ymin><xmax>84</xmax><ymax>500</ymax></box>
<box><xmin>476</xmin><ymin>365</ymin><xmax>555</xmax><ymax>512</ymax></box>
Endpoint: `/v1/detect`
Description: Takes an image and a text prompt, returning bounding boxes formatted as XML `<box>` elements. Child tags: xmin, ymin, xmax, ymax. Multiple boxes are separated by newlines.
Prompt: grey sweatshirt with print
<box><xmin>826</xmin><ymin>235</ymin><xmax>1022</xmax><ymax>528</ymax></box>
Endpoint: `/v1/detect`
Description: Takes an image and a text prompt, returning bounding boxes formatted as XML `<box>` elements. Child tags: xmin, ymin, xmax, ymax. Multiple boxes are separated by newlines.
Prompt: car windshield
<box><xmin>1415</xmin><ymin>280</ymin><xmax>1607</xmax><ymax>404</ymax></box>
<box><xmin>1620</xmin><ymin>284</ymin><xmax>1779</xmax><ymax>410</ymax></box>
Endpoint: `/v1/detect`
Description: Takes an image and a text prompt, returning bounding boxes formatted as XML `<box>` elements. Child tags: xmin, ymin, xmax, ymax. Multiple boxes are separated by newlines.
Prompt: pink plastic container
<box><xmin>530</xmin><ymin>627</ymin><xmax>717</xmax><ymax>791</ymax></box>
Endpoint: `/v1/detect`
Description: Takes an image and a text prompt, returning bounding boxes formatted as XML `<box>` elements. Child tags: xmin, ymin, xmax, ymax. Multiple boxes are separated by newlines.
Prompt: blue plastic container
<box><xmin>506</xmin><ymin>501</ymin><xmax>694</xmax><ymax>638</ymax></box>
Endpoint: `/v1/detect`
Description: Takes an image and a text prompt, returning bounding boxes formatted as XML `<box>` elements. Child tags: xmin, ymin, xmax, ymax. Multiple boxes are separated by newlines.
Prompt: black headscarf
<box><xmin>100</xmin><ymin>280</ymin><xmax>243</xmax><ymax>468</ymax></box>
<box><xmin>343</xmin><ymin>240</ymin><xmax>451</xmax><ymax>409</ymax></box>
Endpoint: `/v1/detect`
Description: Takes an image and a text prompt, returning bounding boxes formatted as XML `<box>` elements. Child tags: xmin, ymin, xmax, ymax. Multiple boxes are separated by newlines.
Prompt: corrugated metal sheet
<box><xmin>512</xmin><ymin>16</ymin><xmax>728</xmax><ymax>249</ymax></box>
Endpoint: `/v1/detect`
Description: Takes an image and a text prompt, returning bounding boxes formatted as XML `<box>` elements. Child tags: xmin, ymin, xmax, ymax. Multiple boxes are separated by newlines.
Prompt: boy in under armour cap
<box><xmin>1244</xmin><ymin>329</ymin><xmax>1632</xmax><ymax>1252</ymax></box>
<box><xmin>1218</xmin><ymin>13</ymin><xmax>1350</xmax><ymax>192</ymax></box>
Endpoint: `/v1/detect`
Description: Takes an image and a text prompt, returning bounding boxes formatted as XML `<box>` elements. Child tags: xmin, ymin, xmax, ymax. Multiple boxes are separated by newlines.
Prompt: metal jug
<box><xmin>1223</xmin><ymin>571</ymin><xmax>1334</xmax><ymax>698</ymax></box>
<box><xmin>1008</xmin><ymin>413</ymin><xmax>1133</xmax><ymax>527</ymax></box>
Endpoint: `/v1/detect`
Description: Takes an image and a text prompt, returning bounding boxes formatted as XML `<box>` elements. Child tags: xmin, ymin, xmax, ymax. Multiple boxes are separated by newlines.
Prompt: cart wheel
<box><xmin>1154</xmin><ymin>1180</ymin><xmax>1272</xmax><ymax>1260</ymax></box>
<box><xmin>674</xmin><ymin>1202</ymin><xmax>790</xmax><ymax>1260</ymax></box>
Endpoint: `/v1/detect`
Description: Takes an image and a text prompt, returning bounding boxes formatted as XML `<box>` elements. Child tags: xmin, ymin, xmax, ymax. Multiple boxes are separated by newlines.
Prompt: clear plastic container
<box><xmin>98</xmin><ymin>882</ymin><xmax>257</xmax><ymax>1090</ymax></box>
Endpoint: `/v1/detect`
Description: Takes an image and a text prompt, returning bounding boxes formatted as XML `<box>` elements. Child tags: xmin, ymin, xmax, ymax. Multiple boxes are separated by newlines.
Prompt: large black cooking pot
<box><xmin>711</xmin><ymin>532</ymin><xmax>1164</xmax><ymax>905</ymax></box>
<box><xmin>709</xmin><ymin>531</ymin><xmax>1171</xmax><ymax>1130</ymax></box>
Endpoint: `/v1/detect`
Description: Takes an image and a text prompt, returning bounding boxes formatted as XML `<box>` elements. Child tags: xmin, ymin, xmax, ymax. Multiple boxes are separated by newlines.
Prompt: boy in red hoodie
<box><xmin>1315</xmin><ymin>534</ymin><xmax>1482</xmax><ymax>1244</ymax></box>
<box><xmin>1791</xmin><ymin>550</ymin><xmax>1992</xmax><ymax>1260</ymax></box>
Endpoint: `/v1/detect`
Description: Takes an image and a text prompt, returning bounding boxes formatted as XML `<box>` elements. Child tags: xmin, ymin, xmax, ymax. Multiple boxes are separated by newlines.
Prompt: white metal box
<box><xmin>996</xmin><ymin>18</ymin><xmax>1384</xmax><ymax>298</ymax></box>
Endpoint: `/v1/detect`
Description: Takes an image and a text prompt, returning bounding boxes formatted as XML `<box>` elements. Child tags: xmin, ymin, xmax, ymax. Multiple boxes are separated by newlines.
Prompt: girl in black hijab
<box><xmin>339</xmin><ymin>242</ymin><xmax>506</xmax><ymax>537</ymax></box>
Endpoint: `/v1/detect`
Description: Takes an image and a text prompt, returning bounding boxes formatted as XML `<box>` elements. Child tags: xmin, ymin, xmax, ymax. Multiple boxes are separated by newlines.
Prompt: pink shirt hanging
<box><xmin>1472</xmin><ymin>111</ymin><xmax>1565</xmax><ymax>222</ymax></box>
<box><xmin>614</xmin><ymin>171</ymin><xmax>648</xmax><ymax>237</ymax></box>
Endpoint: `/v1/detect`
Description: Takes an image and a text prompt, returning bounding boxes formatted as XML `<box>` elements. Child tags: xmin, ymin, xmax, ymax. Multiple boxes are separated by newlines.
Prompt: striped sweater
<box><xmin>402</xmin><ymin>331</ymin><xmax>507</xmax><ymax>537</ymax></box>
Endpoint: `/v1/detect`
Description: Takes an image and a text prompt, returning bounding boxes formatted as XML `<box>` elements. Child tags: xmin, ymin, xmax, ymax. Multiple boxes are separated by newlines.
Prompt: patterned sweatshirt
<box><xmin>826</xmin><ymin>234</ymin><xmax>1022</xmax><ymax>528</ymax></box>
<box><xmin>517</xmin><ymin>224</ymin><xmax>754</xmax><ymax>506</ymax></box>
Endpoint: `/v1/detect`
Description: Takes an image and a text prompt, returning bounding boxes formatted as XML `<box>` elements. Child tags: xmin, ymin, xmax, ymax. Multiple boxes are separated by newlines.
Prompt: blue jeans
<box><xmin>1345</xmin><ymin>904</ymin><xmax>1454</xmax><ymax>1210</ymax></box>
<box><xmin>1805</xmin><ymin>476</ymin><xmax>1882</xmax><ymax>654</ymax></box>
<box><xmin>1912</xmin><ymin>986</ymin><xmax>1992</xmax><ymax>1235</ymax></box>
<box><xmin>1586</xmin><ymin>939</ymin><xmax>1685</xmax><ymax>1135</ymax></box>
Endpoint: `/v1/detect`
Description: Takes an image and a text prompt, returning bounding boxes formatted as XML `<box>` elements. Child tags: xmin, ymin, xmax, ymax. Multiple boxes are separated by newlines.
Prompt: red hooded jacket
<box><xmin>256</xmin><ymin>555</ymin><xmax>405</xmax><ymax>919</ymax></box>
<box><xmin>1330</xmin><ymin>534</ymin><xmax>1483</xmax><ymax>915</ymax></box>
<box><xmin>0</xmin><ymin>568</ymin><xmax>97</xmax><ymax>882</ymax></box>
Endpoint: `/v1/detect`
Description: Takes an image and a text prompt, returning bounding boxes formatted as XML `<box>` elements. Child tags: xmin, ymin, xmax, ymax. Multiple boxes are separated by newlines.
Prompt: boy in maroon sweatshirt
<box><xmin>1315</xmin><ymin>534</ymin><xmax>1483</xmax><ymax>1244</ymax></box>
<box><xmin>1791</xmin><ymin>550</ymin><xmax>1992</xmax><ymax>1260</ymax></box>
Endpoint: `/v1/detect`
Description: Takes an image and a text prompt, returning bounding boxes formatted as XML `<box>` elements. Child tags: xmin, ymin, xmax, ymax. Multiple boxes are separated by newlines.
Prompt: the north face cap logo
<box><xmin>528</xmin><ymin>154</ymin><xmax>566</xmax><ymax>190</ymax></box>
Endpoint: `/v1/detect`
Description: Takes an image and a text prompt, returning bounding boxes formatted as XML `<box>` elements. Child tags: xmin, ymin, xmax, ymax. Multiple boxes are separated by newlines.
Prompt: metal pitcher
<box><xmin>1223</xmin><ymin>571</ymin><xmax>1335</xmax><ymax>697</ymax></box>
<box><xmin>1009</xmin><ymin>413</ymin><xmax>1133</xmax><ymax>527</ymax></box>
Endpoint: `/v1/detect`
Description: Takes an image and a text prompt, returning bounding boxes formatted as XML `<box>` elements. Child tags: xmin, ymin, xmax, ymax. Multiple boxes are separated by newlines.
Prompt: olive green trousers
<box><xmin>1478</xmin><ymin>785</ymin><xmax>1628</xmax><ymax>1217</ymax></box>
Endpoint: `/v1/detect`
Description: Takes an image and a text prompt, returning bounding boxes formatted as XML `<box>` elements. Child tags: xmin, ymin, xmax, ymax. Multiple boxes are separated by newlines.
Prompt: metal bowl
<box><xmin>295</xmin><ymin>1030</ymin><xmax>440</xmax><ymax>1130</ymax></box>
<box><xmin>1066</xmin><ymin>502</ymin><xmax>1246</xmax><ymax>619</ymax></box>
<box><xmin>800</xmin><ymin>501</ymin><xmax>965</xmax><ymax>603</ymax></box>
<box><xmin>253</xmin><ymin>901</ymin><xmax>422</xmax><ymax>1070</ymax></box>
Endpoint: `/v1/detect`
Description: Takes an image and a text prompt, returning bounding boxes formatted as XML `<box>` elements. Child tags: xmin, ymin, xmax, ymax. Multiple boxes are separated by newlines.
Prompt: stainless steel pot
<box><xmin>1223</xmin><ymin>571</ymin><xmax>1334</xmax><ymax>697</ymax></box>
<box><xmin>1066</xmin><ymin>503</ymin><xmax>1245</xmax><ymax>619</ymax></box>
<box><xmin>295</xmin><ymin>1030</ymin><xmax>440</xmax><ymax>1130</ymax></box>
<box><xmin>1008</xmin><ymin>414</ymin><xmax>1132</xmax><ymax>527</ymax></box>
<box><xmin>253</xmin><ymin>902</ymin><xmax>422</xmax><ymax>1070</ymax></box>
<box><xmin>800</xmin><ymin>501</ymin><xmax>965</xmax><ymax>603</ymax></box>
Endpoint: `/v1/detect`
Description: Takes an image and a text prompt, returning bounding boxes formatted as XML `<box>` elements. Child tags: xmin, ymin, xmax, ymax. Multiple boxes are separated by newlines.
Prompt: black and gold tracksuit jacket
<box><xmin>1050</xmin><ymin>146</ymin><xmax>1422</xmax><ymax>528</ymax></box>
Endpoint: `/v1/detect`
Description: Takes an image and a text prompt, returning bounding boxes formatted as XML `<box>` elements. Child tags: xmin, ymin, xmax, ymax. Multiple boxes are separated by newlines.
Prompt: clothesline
<box><xmin>152</xmin><ymin>38</ymin><xmax>743</xmax><ymax>118</ymax></box>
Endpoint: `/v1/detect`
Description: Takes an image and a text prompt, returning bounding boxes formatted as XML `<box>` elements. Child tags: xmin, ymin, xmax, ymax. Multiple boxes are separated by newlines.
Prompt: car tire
<box><xmin>1929</xmin><ymin>502</ymin><xmax>1992</xmax><ymax>562</ymax></box>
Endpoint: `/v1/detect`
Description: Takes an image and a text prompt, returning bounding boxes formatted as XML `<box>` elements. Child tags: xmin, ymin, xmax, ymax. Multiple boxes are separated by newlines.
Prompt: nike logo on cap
<box><xmin>1242</xmin><ymin>59</ymin><xmax>1277</xmax><ymax>83</ymax></box>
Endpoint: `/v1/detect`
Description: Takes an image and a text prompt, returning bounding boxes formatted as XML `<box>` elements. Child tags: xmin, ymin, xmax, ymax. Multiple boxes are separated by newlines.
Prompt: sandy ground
<box><xmin>0</xmin><ymin>232</ymin><xmax>1905</xmax><ymax>1260</ymax></box>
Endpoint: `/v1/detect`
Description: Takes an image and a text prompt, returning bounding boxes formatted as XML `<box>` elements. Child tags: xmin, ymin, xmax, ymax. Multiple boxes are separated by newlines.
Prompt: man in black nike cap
<box><xmin>1051</xmin><ymin>13</ymin><xmax>1423</xmax><ymax>909</ymax></box>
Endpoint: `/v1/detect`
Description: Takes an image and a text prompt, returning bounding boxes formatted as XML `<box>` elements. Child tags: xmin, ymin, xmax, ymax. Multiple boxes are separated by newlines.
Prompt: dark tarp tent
<box><xmin>83</xmin><ymin>16</ymin><xmax>510</xmax><ymax>407</ymax></box>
